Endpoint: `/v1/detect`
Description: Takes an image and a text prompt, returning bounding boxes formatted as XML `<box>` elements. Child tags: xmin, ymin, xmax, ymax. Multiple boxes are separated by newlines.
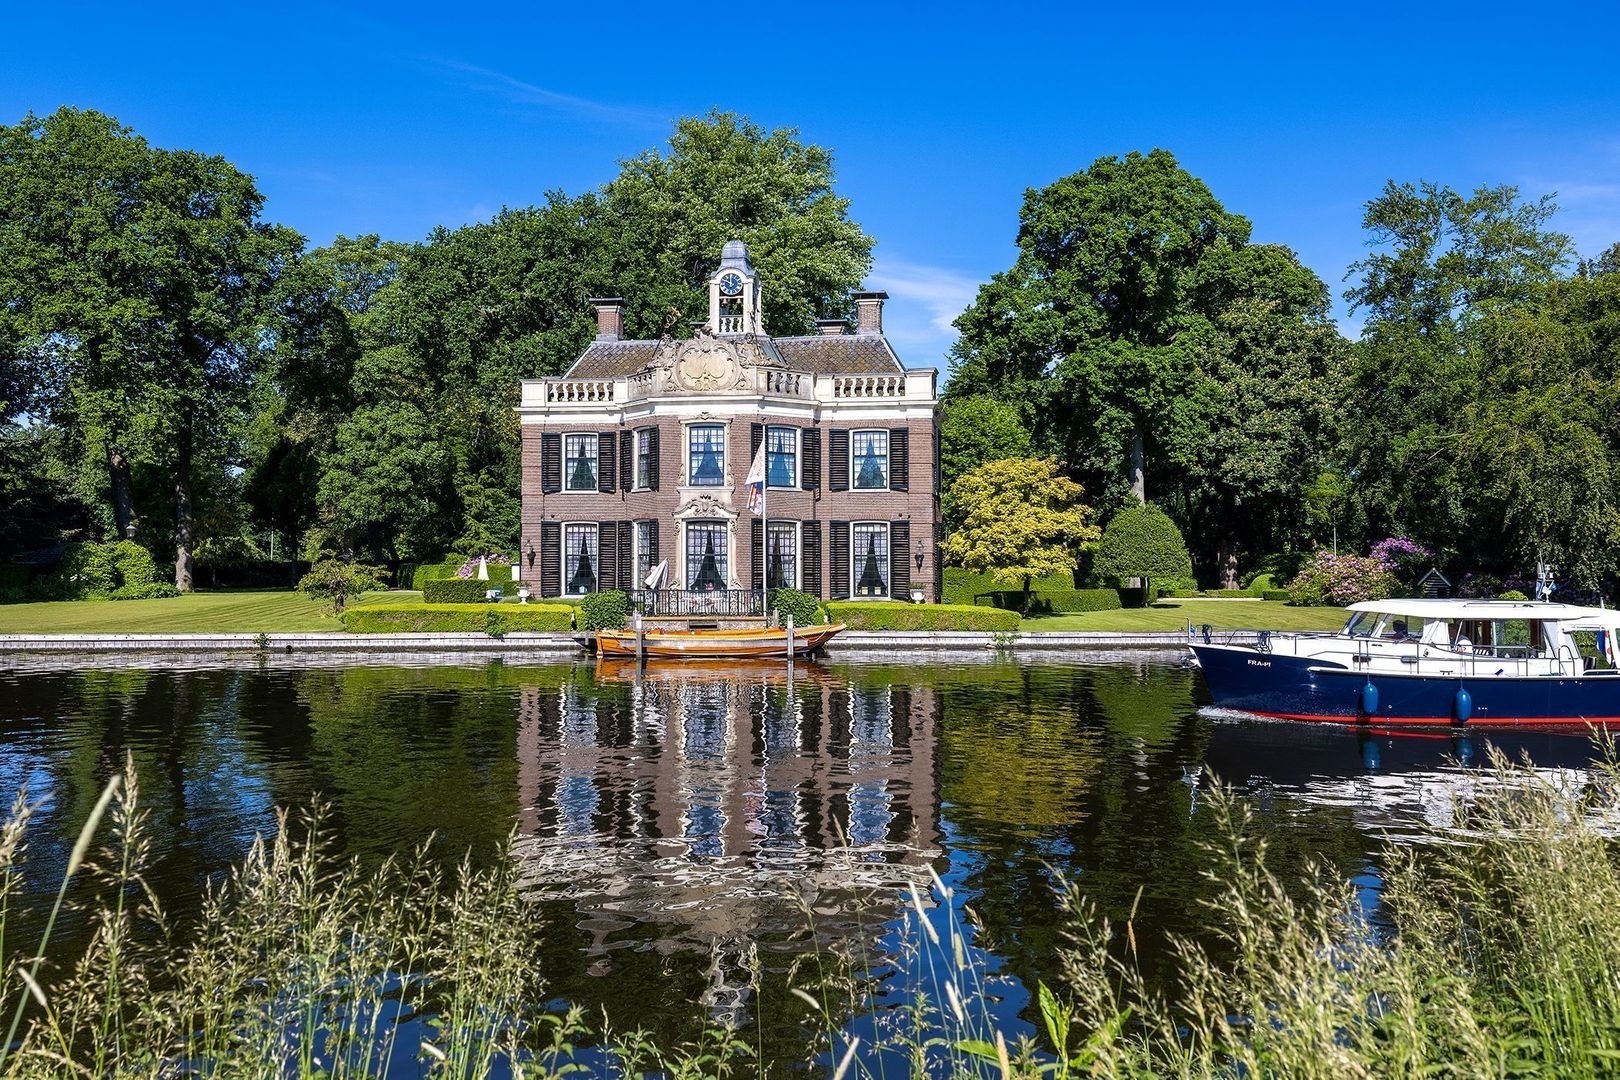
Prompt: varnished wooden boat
<box><xmin>593</xmin><ymin>623</ymin><xmax>845</xmax><ymax>659</ymax></box>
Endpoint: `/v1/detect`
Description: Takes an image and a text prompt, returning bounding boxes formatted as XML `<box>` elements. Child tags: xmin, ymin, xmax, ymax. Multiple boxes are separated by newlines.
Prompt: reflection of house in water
<box><xmin>511</xmin><ymin>664</ymin><xmax>941</xmax><ymax>1019</ymax></box>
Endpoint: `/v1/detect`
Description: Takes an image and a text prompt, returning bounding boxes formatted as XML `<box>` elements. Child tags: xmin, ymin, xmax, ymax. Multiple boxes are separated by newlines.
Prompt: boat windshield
<box><xmin>1343</xmin><ymin>611</ymin><xmax>1432</xmax><ymax>640</ymax></box>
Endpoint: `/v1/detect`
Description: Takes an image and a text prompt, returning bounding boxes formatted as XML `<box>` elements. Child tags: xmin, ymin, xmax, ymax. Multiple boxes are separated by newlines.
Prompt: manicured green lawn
<box><xmin>1020</xmin><ymin>599</ymin><xmax>1348</xmax><ymax>632</ymax></box>
<box><xmin>0</xmin><ymin>589</ymin><xmax>422</xmax><ymax>633</ymax></box>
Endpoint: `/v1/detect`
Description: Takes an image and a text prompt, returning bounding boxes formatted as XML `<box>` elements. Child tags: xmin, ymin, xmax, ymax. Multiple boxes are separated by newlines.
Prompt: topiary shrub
<box><xmin>824</xmin><ymin>602</ymin><xmax>1019</xmax><ymax>631</ymax></box>
<box><xmin>1093</xmin><ymin>503</ymin><xmax>1194</xmax><ymax>605</ymax></box>
<box><xmin>340</xmin><ymin>604</ymin><xmax>574</xmax><ymax>633</ymax></box>
<box><xmin>298</xmin><ymin>559</ymin><xmax>386</xmax><ymax>613</ymax></box>
<box><xmin>579</xmin><ymin>590</ymin><xmax>630</xmax><ymax>631</ymax></box>
<box><xmin>1498</xmin><ymin>589</ymin><xmax>1529</xmax><ymax>601</ymax></box>
<box><xmin>770</xmin><ymin>587</ymin><xmax>823</xmax><ymax>627</ymax></box>
<box><xmin>37</xmin><ymin>540</ymin><xmax>165</xmax><ymax>600</ymax></box>
<box><xmin>110</xmin><ymin>582</ymin><xmax>182</xmax><ymax>600</ymax></box>
<box><xmin>422</xmin><ymin>578</ymin><xmax>513</xmax><ymax>603</ymax></box>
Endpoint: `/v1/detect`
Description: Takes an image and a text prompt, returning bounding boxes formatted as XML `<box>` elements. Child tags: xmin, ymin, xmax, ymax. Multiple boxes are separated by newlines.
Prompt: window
<box><xmin>635</xmin><ymin>521</ymin><xmax>655</xmax><ymax>587</ymax></box>
<box><xmin>685</xmin><ymin>521</ymin><xmax>728</xmax><ymax>592</ymax></box>
<box><xmin>766</xmin><ymin>521</ymin><xmax>798</xmax><ymax>590</ymax></box>
<box><xmin>636</xmin><ymin>429</ymin><xmax>653</xmax><ymax>489</ymax></box>
<box><xmin>564</xmin><ymin>524</ymin><xmax>598</xmax><ymax>595</ymax></box>
<box><xmin>766</xmin><ymin>426</ymin><xmax>797</xmax><ymax>488</ymax></box>
<box><xmin>564</xmin><ymin>434</ymin><xmax>598</xmax><ymax>491</ymax></box>
<box><xmin>852</xmin><ymin>522</ymin><xmax>890</xmax><ymax>598</ymax></box>
<box><xmin>688</xmin><ymin>425</ymin><xmax>726</xmax><ymax>486</ymax></box>
<box><xmin>852</xmin><ymin>430</ymin><xmax>889</xmax><ymax>490</ymax></box>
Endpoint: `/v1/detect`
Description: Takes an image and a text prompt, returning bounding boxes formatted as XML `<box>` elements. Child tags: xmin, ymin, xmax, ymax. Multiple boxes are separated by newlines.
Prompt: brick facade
<box><xmin>517</xmin><ymin>242</ymin><xmax>941</xmax><ymax>604</ymax></box>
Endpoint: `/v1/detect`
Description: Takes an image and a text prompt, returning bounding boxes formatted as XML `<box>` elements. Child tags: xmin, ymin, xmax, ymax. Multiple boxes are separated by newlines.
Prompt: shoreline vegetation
<box><xmin>5</xmin><ymin>742</ymin><xmax>1620</xmax><ymax>1076</ymax></box>
<box><xmin>0</xmin><ymin>590</ymin><xmax>1350</xmax><ymax>636</ymax></box>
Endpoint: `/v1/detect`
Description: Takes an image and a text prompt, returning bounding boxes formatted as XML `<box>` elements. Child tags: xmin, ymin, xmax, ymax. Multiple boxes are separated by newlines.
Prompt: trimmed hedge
<box><xmin>341</xmin><ymin>604</ymin><xmax>575</xmax><ymax>634</ymax></box>
<box><xmin>1029</xmin><ymin>588</ymin><xmax>1122</xmax><ymax>614</ymax></box>
<box><xmin>942</xmin><ymin>568</ymin><xmax>1123</xmax><ymax>613</ymax></box>
<box><xmin>110</xmin><ymin>582</ymin><xmax>182</xmax><ymax>600</ymax></box>
<box><xmin>1262</xmin><ymin>589</ymin><xmax>1292</xmax><ymax>602</ymax></box>
<box><xmin>422</xmin><ymin>578</ymin><xmax>516</xmax><ymax>603</ymax></box>
<box><xmin>411</xmin><ymin>562</ymin><xmax>463</xmax><ymax>591</ymax></box>
<box><xmin>825</xmin><ymin>602</ymin><xmax>1019</xmax><ymax>632</ymax></box>
<box><xmin>769</xmin><ymin>587</ymin><xmax>824</xmax><ymax>627</ymax></box>
<box><xmin>579</xmin><ymin>590</ymin><xmax>630</xmax><ymax>631</ymax></box>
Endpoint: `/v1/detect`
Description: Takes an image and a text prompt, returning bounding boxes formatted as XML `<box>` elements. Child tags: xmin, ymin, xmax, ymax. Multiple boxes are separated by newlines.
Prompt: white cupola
<box><xmin>709</xmin><ymin>239</ymin><xmax>762</xmax><ymax>335</ymax></box>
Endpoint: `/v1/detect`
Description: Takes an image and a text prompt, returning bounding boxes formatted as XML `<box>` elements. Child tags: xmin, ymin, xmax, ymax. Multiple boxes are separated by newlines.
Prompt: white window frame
<box><xmin>765</xmin><ymin>425</ymin><xmax>799</xmax><ymax>490</ymax></box>
<box><xmin>563</xmin><ymin>433</ymin><xmax>599</xmax><ymax>493</ymax></box>
<box><xmin>765</xmin><ymin>519</ymin><xmax>801</xmax><ymax>591</ymax></box>
<box><xmin>634</xmin><ymin>428</ymin><xmax>653</xmax><ymax>491</ymax></box>
<box><xmin>634</xmin><ymin>520</ymin><xmax>656</xmax><ymax>589</ymax></box>
<box><xmin>685</xmin><ymin>422</ymin><xmax>727</xmax><ymax>487</ymax></box>
<box><xmin>562</xmin><ymin>521</ymin><xmax>600</xmax><ymax>596</ymax></box>
<box><xmin>850</xmin><ymin>520</ymin><xmax>891</xmax><ymax>599</ymax></box>
<box><xmin>850</xmin><ymin>429</ymin><xmax>890</xmax><ymax>492</ymax></box>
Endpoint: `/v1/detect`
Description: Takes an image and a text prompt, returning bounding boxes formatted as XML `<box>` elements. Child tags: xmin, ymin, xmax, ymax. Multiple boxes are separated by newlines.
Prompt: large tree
<box><xmin>0</xmin><ymin>108</ymin><xmax>301</xmax><ymax>588</ymax></box>
<box><xmin>950</xmin><ymin>150</ymin><xmax>1344</xmax><ymax>575</ymax></box>
<box><xmin>1341</xmin><ymin>181</ymin><xmax>1574</xmax><ymax>572</ymax></box>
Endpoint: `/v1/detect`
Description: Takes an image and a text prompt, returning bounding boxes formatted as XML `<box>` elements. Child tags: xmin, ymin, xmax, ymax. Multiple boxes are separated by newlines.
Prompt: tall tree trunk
<box><xmin>1218</xmin><ymin>535</ymin><xmax>1239</xmax><ymax>591</ymax></box>
<box><xmin>1128</xmin><ymin>425</ymin><xmax>1146</xmax><ymax>503</ymax></box>
<box><xmin>107</xmin><ymin>447</ymin><xmax>136</xmax><ymax>539</ymax></box>
<box><xmin>174</xmin><ymin>428</ymin><xmax>195</xmax><ymax>592</ymax></box>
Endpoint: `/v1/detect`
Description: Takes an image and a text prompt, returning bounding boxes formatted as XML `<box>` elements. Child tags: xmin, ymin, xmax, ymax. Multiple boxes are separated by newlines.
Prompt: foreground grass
<box><xmin>1021</xmin><ymin>598</ymin><xmax>1347</xmax><ymax>632</ymax></box>
<box><xmin>6</xmin><ymin>743</ymin><xmax>1620</xmax><ymax>1076</ymax></box>
<box><xmin>0</xmin><ymin>589</ymin><xmax>420</xmax><ymax>633</ymax></box>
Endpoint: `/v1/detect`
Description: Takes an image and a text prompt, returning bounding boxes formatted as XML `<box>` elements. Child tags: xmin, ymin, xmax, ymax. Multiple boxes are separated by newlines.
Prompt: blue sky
<box><xmin>4</xmin><ymin>2</ymin><xmax>1619</xmax><ymax>369</ymax></box>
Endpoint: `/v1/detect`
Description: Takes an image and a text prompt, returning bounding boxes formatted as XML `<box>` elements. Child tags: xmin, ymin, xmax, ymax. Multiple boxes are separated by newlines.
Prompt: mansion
<box><xmin>517</xmin><ymin>241</ymin><xmax>941</xmax><ymax>605</ymax></box>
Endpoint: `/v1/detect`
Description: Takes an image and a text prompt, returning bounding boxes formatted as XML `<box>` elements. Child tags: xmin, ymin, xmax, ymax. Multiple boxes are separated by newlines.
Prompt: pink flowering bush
<box><xmin>1369</xmin><ymin>536</ymin><xmax>1432</xmax><ymax>583</ymax></box>
<box><xmin>454</xmin><ymin>553</ymin><xmax>513</xmax><ymax>579</ymax></box>
<box><xmin>1287</xmin><ymin>550</ymin><xmax>1399</xmax><ymax>607</ymax></box>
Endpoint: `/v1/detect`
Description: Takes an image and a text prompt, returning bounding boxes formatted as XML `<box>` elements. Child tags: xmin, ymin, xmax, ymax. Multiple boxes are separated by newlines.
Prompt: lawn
<box><xmin>1020</xmin><ymin>598</ymin><xmax>1348</xmax><ymax>632</ymax></box>
<box><xmin>0</xmin><ymin>589</ymin><xmax>423</xmax><ymax>633</ymax></box>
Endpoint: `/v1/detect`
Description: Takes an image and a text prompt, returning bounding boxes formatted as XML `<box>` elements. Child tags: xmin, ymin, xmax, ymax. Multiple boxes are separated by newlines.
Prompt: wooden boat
<box><xmin>593</xmin><ymin>656</ymin><xmax>831</xmax><ymax>684</ymax></box>
<box><xmin>592</xmin><ymin>623</ymin><xmax>845</xmax><ymax>660</ymax></box>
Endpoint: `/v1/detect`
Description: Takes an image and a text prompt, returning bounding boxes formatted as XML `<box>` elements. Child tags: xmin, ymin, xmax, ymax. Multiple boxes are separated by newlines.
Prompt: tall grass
<box><xmin>5</xmin><ymin>742</ymin><xmax>1620</xmax><ymax>1076</ymax></box>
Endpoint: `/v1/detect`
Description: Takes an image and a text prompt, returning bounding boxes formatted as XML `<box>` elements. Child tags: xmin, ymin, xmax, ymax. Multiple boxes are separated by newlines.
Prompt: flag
<box><xmin>744</xmin><ymin>441</ymin><xmax>767</xmax><ymax>513</ymax></box>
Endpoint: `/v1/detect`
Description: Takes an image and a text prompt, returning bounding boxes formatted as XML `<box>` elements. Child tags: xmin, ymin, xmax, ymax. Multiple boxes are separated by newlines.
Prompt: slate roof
<box><xmin>564</xmin><ymin>334</ymin><xmax>903</xmax><ymax>379</ymax></box>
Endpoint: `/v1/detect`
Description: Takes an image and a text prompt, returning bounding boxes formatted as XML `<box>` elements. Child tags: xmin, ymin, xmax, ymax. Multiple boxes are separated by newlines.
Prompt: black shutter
<box><xmin>618</xmin><ymin>520</ymin><xmax>633</xmax><ymax>589</ymax></box>
<box><xmin>539</xmin><ymin>521</ymin><xmax>561</xmax><ymax>597</ymax></box>
<box><xmin>933</xmin><ymin>520</ymin><xmax>943</xmax><ymax>603</ymax></box>
<box><xmin>598</xmin><ymin>522</ymin><xmax>619</xmax><ymax>590</ymax></box>
<box><xmin>750</xmin><ymin>422</ymin><xmax>764</xmax><ymax>462</ymax></box>
<box><xmin>801</xmin><ymin>428</ymin><xmax>820</xmax><ymax>490</ymax></box>
<box><xmin>890</xmin><ymin>520</ymin><xmax>910</xmax><ymax>599</ymax></box>
<box><xmin>597</xmin><ymin>434</ymin><xmax>616</xmax><ymax>494</ymax></box>
<box><xmin>751</xmin><ymin>518</ymin><xmax>764</xmax><ymax>591</ymax></box>
<box><xmin>829</xmin><ymin>430</ymin><xmax>849</xmax><ymax>491</ymax></box>
<box><xmin>540</xmin><ymin>433</ymin><xmax>561</xmax><ymax>494</ymax></box>
<box><xmin>802</xmin><ymin>521</ymin><xmax>822</xmax><ymax>598</ymax></box>
<box><xmin>829</xmin><ymin>521</ymin><xmax>850</xmax><ymax>599</ymax></box>
<box><xmin>619</xmin><ymin>431</ymin><xmax>633</xmax><ymax>491</ymax></box>
<box><xmin>646</xmin><ymin>428</ymin><xmax>660</xmax><ymax>491</ymax></box>
<box><xmin>890</xmin><ymin>429</ymin><xmax>909</xmax><ymax>492</ymax></box>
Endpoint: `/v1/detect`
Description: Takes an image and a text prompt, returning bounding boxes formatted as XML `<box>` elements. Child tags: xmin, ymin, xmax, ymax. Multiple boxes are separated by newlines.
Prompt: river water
<box><xmin>0</xmin><ymin>652</ymin><xmax>1604</xmax><ymax>1069</ymax></box>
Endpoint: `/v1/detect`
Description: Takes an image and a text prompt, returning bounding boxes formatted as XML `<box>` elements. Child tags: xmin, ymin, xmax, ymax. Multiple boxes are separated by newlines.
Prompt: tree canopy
<box><xmin>940</xmin><ymin>457</ymin><xmax>1099</xmax><ymax>608</ymax></box>
<box><xmin>949</xmin><ymin>149</ymin><xmax>1346</xmax><ymax>577</ymax></box>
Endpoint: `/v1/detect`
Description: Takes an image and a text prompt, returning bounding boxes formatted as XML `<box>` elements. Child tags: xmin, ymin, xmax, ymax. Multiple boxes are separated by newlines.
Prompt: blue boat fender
<box><xmin>1358</xmin><ymin>681</ymin><xmax>1379</xmax><ymax>718</ymax></box>
<box><xmin>1453</xmin><ymin>687</ymin><xmax>1472</xmax><ymax>725</ymax></box>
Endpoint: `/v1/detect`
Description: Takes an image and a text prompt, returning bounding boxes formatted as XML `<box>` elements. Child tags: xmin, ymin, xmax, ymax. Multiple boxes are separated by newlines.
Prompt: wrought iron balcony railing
<box><xmin>627</xmin><ymin>589</ymin><xmax>765</xmax><ymax>618</ymax></box>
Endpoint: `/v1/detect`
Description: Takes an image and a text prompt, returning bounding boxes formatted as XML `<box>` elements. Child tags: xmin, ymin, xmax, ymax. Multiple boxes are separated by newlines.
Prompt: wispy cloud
<box><xmin>867</xmin><ymin>256</ymin><xmax>985</xmax><ymax>365</ymax></box>
<box><xmin>428</xmin><ymin>59</ymin><xmax>667</xmax><ymax>129</ymax></box>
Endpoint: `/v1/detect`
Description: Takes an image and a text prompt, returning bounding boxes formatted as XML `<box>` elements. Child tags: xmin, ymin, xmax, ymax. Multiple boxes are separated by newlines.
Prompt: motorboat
<box><xmin>1188</xmin><ymin>598</ymin><xmax>1620</xmax><ymax>726</ymax></box>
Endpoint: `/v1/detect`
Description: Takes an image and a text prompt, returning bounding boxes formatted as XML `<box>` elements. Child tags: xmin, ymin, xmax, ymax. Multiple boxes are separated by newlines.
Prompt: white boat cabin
<box><xmin>1268</xmin><ymin>598</ymin><xmax>1620</xmax><ymax>677</ymax></box>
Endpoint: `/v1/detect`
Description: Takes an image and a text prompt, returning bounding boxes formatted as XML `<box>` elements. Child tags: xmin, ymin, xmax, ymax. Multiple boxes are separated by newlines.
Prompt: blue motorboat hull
<box><xmin>1190</xmin><ymin>643</ymin><xmax>1620</xmax><ymax>726</ymax></box>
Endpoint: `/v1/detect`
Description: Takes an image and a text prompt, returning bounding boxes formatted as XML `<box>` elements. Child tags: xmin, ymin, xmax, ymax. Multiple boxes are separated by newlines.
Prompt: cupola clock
<box><xmin>709</xmin><ymin>240</ymin><xmax>760</xmax><ymax>335</ymax></box>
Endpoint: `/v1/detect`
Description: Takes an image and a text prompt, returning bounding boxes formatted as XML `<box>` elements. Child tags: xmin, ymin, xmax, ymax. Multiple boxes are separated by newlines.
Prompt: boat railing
<box><xmin>628</xmin><ymin>589</ymin><xmax>765</xmax><ymax>618</ymax></box>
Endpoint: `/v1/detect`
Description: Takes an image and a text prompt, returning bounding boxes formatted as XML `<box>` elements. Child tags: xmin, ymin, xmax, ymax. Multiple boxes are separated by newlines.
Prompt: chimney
<box><xmin>852</xmin><ymin>291</ymin><xmax>887</xmax><ymax>336</ymax></box>
<box><xmin>589</xmin><ymin>298</ymin><xmax>625</xmax><ymax>341</ymax></box>
<box><xmin>815</xmin><ymin>318</ymin><xmax>846</xmax><ymax>336</ymax></box>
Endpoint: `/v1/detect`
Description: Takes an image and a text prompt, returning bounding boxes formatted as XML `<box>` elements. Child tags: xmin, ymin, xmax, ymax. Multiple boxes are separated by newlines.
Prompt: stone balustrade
<box><xmin>542</xmin><ymin>378</ymin><xmax>617</xmax><ymax>404</ymax></box>
<box><xmin>830</xmin><ymin>374</ymin><xmax>907</xmax><ymax>399</ymax></box>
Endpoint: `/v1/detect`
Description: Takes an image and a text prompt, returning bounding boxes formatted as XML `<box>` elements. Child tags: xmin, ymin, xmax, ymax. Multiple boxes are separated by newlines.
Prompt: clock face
<box><xmin>718</xmin><ymin>272</ymin><xmax>744</xmax><ymax>297</ymax></box>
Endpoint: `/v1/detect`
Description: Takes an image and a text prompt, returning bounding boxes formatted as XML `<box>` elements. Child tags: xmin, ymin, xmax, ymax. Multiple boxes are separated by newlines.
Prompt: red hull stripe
<box><xmin>1250</xmin><ymin>710</ymin><xmax>1620</xmax><ymax>727</ymax></box>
